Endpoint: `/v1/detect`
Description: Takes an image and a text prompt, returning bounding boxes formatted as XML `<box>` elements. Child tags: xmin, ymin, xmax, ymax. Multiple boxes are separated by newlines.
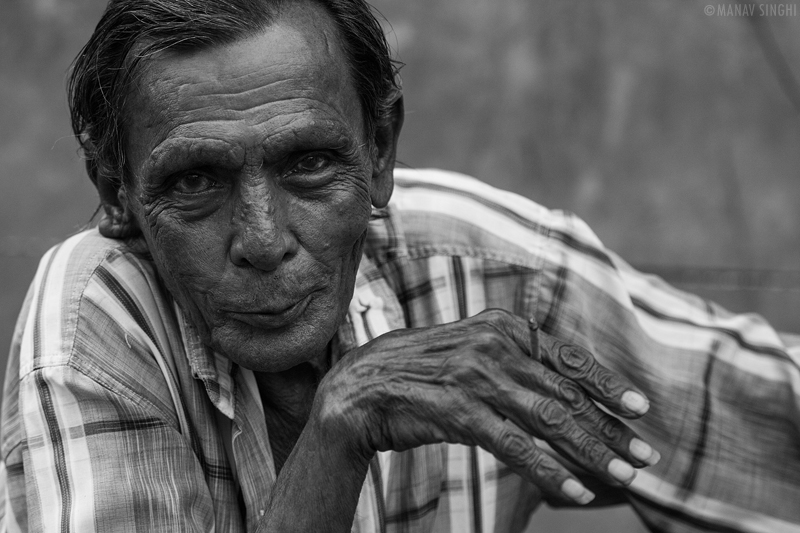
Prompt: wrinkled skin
<box><xmin>318</xmin><ymin>310</ymin><xmax>657</xmax><ymax>495</ymax></box>
<box><xmin>116</xmin><ymin>3</ymin><xmax>393</xmax><ymax>373</ymax></box>
<box><xmin>94</xmin><ymin>2</ymin><xmax>660</xmax><ymax>529</ymax></box>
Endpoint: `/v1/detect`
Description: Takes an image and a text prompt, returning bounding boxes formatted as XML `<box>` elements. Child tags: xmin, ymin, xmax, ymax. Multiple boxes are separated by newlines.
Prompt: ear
<box><xmin>370</xmin><ymin>93</ymin><xmax>404</xmax><ymax>209</ymax></box>
<box><xmin>95</xmin><ymin>176</ymin><xmax>140</xmax><ymax>239</ymax></box>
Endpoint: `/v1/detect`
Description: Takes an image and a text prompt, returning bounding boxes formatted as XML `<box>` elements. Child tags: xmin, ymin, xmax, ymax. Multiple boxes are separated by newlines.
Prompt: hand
<box><xmin>315</xmin><ymin>308</ymin><xmax>660</xmax><ymax>505</ymax></box>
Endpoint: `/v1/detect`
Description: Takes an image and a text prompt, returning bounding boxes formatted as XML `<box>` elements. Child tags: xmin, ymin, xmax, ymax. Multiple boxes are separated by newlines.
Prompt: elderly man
<box><xmin>2</xmin><ymin>0</ymin><xmax>799</xmax><ymax>531</ymax></box>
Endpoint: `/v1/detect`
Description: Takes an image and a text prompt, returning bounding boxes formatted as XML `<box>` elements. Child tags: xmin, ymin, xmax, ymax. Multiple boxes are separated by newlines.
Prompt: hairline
<box><xmin>119</xmin><ymin>4</ymin><xmax>375</xmax><ymax>185</ymax></box>
<box><xmin>69</xmin><ymin>0</ymin><xmax>398</xmax><ymax>192</ymax></box>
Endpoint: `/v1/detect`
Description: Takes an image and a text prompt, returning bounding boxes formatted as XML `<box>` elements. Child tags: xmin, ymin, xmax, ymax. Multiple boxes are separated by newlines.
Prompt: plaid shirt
<box><xmin>2</xmin><ymin>168</ymin><xmax>799</xmax><ymax>533</ymax></box>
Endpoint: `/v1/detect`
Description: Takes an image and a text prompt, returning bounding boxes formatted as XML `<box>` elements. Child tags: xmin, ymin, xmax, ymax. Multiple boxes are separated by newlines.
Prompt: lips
<box><xmin>226</xmin><ymin>293</ymin><xmax>313</xmax><ymax>330</ymax></box>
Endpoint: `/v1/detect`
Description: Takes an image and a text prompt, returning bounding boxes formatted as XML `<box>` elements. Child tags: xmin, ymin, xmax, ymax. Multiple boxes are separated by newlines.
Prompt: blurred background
<box><xmin>2</xmin><ymin>0</ymin><xmax>799</xmax><ymax>531</ymax></box>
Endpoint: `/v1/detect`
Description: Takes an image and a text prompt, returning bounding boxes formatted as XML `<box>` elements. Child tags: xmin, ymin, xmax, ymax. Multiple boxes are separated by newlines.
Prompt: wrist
<box><xmin>310</xmin><ymin>371</ymin><xmax>375</xmax><ymax>466</ymax></box>
<box><xmin>260</xmin><ymin>392</ymin><xmax>373</xmax><ymax>533</ymax></box>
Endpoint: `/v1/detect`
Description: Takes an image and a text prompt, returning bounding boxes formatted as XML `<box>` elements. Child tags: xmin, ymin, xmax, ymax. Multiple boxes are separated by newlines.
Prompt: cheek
<box><xmin>301</xmin><ymin>195</ymin><xmax>371</xmax><ymax>261</ymax></box>
<box><xmin>142</xmin><ymin>212</ymin><xmax>229</xmax><ymax>302</ymax></box>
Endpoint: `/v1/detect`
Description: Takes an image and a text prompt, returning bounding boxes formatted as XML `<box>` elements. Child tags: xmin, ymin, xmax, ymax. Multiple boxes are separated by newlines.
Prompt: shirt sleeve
<box><xmin>535</xmin><ymin>209</ymin><xmax>800</xmax><ymax>532</ymax></box>
<box><xmin>0</xmin><ymin>235</ymin><xmax>220</xmax><ymax>533</ymax></box>
<box><xmin>16</xmin><ymin>364</ymin><xmax>215</xmax><ymax>533</ymax></box>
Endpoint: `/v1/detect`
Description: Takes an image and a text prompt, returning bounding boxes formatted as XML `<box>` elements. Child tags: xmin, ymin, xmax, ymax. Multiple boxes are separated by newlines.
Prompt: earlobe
<box><xmin>97</xmin><ymin>203</ymin><xmax>140</xmax><ymax>239</ymax></box>
<box><xmin>370</xmin><ymin>93</ymin><xmax>405</xmax><ymax>209</ymax></box>
<box><xmin>95</xmin><ymin>178</ymin><xmax>140</xmax><ymax>239</ymax></box>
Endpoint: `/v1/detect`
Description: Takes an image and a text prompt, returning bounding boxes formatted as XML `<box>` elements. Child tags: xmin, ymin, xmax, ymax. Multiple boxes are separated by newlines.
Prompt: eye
<box><xmin>172</xmin><ymin>173</ymin><xmax>217</xmax><ymax>195</ymax></box>
<box><xmin>290</xmin><ymin>154</ymin><xmax>330</xmax><ymax>175</ymax></box>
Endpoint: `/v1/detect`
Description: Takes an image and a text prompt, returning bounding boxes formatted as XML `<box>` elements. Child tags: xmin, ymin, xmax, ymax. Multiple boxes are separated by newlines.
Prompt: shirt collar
<box><xmin>365</xmin><ymin>203</ymin><xmax>409</xmax><ymax>266</ymax></box>
<box><xmin>175</xmin><ymin>304</ymin><xmax>238</xmax><ymax>419</ymax></box>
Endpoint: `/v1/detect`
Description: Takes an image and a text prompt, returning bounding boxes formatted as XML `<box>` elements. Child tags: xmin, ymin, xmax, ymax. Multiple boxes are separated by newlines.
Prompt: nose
<box><xmin>229</xmin><ymin>180</ymin><xmax>298</xmax><ymax>271</ymax></box>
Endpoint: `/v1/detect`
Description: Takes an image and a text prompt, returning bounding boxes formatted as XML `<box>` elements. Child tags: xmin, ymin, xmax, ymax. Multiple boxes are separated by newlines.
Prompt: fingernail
<box><xmin>608</xmin><ymin>459</ymin><xmax>636</xmax><ymax>484</ymax></box>
<box><xmin>561</xmin><ymin>478</ymin><xmax>595</xmax><ymax>505</ymax></box>
<box><xmin>649</xmin><ymin>449</ymin><xmax>661</xmax><ymax>466</ymax></box>
<box><xmin>622</xmin><ymin>391</ymin><xmax>649</xmax><ymax>415</ymax></box>
<box><xmin>629</xmin><ymin>438</ymin><xmax>660</xmax><ymax>466</ymax></box>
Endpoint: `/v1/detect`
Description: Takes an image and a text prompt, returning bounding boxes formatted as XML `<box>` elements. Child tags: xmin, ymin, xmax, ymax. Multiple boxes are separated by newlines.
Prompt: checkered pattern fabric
<box><xmin>2</xmin><ymin>168</ymin><xmax>799</xmax><ymax>532</ymax></box>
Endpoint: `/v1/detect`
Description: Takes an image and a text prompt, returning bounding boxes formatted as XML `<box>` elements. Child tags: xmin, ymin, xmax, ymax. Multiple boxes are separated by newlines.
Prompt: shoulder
<box><xmin>382</xmin><ymin>168</ymin><xmax>602</xmax><ymax>268</ymax></box>
<box><xmin>2</xmin><ymin>229</ymin><xmax>181</xmax><ymax>455</ymax></box>
<box><xmin>2</xmin><ymin>230</ymin><xmax>188</xmax><ymax>451</ymax></box>
<box><xmin>10</xmin><ymin>229</ymin><xmax>168</xmax><ymax>376</ymax></box>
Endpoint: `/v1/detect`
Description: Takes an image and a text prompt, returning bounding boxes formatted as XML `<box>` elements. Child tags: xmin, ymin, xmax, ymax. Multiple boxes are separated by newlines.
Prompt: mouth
<box><xmin>226</xmin><ymin>293</ymin><xmax>313</xmax><ymax>330</ymax></box>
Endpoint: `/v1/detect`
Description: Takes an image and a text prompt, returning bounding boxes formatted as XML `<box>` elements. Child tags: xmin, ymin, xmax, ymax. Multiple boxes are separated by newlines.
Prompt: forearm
<box><xmin>257</xmin><ymin>409</ymin><xmax>373</xmax><ymax>532</ymax></box>
<box><xmin>536</xmin><ymin>210</ymin><xmax>800</xmax><ymax>528</ymax></box>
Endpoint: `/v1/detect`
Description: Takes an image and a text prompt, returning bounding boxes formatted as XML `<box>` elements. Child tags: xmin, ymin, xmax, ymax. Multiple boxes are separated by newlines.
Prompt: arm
<box><xmin>536</xmin><ymin>209</ymin><xmax>800</xmax><ymax>531</ymax></box>
<box><xmin>0</xmin><ymin>236</ymin><xmax>233</xmax><ymax>532</ymax></box>
<box><xmin>259</xmin><ymin>309</ymin><xmax>660</xmax><ymax>532</ymax></box>
<box><xmin>7</xmin><ymin>363</ymin><xmax>219</xmax><ymax>532</ymax></box>
<box><xmin>3</xmin><ymin>235</ymin><xmax>653</xmax><ymax>532</ymax></box>
<box><xmin>259</xmin><ymin>406</ymin><xmax>372</xmax><ymax>532</ymax></box>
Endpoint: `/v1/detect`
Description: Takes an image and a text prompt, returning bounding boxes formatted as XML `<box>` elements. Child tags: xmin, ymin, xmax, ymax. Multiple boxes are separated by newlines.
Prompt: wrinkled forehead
<box><xmin>122</xmin><ymin>1</ymin><xmax>362</xmax><ymax>153</ymax></box>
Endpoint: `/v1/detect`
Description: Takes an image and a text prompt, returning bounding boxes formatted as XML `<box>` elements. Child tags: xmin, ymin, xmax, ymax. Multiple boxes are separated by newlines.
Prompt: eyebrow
<box><xmin>142</xmin><ymin>115</ymin><xmax>362</xmax><ymax>183</ymax></box>
<box><xmin>144</xmin><ymin>137</ymin><xmax>246</xmax><ymax>183</ymax></box>
<box><xmin>258</xmin><ymin>115</ymin><xmax>361</xmax><ymax>152</ymax></box>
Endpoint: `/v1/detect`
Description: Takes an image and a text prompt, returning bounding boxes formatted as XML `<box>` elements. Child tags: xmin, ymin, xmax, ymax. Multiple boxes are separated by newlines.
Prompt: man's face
<box><xmin>121</xmin><ymin>3</ymin><xmax>392</xmax><ymax>372</ymax></box>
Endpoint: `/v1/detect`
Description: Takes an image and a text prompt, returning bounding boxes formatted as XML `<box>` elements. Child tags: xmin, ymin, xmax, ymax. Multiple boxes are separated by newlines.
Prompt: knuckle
<box><xmin>596</xmin><ymin>417</ymin><xmax>627</xmax><ymax>444</ymax></box>
<box><xmin>471</xmin><ymin>325</ymin><xmax>506</xmax><ymax>351</ymax></box>
<box><xmin>594</xmin><ymin>370</ymin><xmax>625</xmax><ymax>396</ymax></box>
<box><xmin>575</xmin><ymin>433</ymin><xmax>609</xmax><ymax>464</ymax></box>
<box><xmin>527</xmin><ymin>452</ymin><xmax>562</xmax><ymax>483</ymax></box>
<box><xmin>557</xmin><ymin>380</ymin><xmax>590</xmax><ymax>412</ymax></box>
<box><xmin>441</xmin><ymin>353</ymin><xmax>483</xmax><ymax>382</ymax></box>
<box><xmin>440</xmin><ymin>354</ymin><xmax>502</xmax><ymax>396</ymax></box>
<box><xmin>496</xmin><ymin>428</ymin><xmax>531</xmax><ymax>459</ymax></box>
<box><xmin>554</xmin><ymin>343</ymin><xmax>595</xmax><ymax>379</ymax></box>
<box><xmin>480</xmin><ymin>308</ymin><xmax>511</xmax><ymax>323</ymax></box>
<box><xmin>533</xmin><ymin>398</ymin><xmax>571</xmax><ymax>436</ymax></box>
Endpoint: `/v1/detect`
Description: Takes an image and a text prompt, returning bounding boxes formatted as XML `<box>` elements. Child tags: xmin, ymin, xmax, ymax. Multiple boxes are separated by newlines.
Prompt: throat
<box><xmin>256</xmin><ymin>360</ymin><xmax>326</xmax><ymax>475</ymax></box>
<box><xmin>264</xmin><ymin>406</ymin><xmax>312</xmax><ymax>475</ymax></box>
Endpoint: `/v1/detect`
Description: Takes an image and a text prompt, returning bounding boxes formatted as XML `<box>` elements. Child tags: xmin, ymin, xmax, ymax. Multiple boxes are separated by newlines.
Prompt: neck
<box><xmin>255</xmin><ymin>350</ymin><xmax>331</xmax><ymax>473</ymax></box>
<box><xmin>257</xmin><ymin>363</ymin><xmax>321</xmax><ymax>417</ymax></box>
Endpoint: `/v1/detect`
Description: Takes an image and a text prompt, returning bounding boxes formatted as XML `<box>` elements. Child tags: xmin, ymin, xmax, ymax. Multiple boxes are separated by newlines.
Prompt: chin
<box><xmin>208</xmin><ymin>313</ymin><xmax>338</xmax><ymax>373</ymax></box>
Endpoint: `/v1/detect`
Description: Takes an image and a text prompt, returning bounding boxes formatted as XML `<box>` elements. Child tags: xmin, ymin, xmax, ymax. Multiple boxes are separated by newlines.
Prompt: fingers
<box><xmin>487</xmin><ymin>308</ymin><xmax>649</xmax><ymax>419</ymax></box>
<box><xmin>467</xmin><ymin>309</ymin><xmax>659</xmax><ymax>468</ymax></box>
<box><xmin>348</xmin><ymin>308</ymin><xmax>660</xmax><ymax>502</ymax></box>
<box><xmin>536</xmin><ymin>328</ymin><xmax>649</xmax><ymax>418</ymax></box>
<box><xmin>514</xmin><ymin>366</ymin><xmax>659</xmax><ymax>468</ymax></box>
<box><xmin>489</xmin><ymin>384</ymin><xmax>642</xmax><ymax>487</ymax></box>
<box><xmin>478</xmin><ymin>309</ymin><xmax>539</xmax><ymax>360</ymax></box>
<box><xmin>467</xmin><ymin>410</ymin><xmax>596</xmax><ymax>505</ymax></box>
<box><xmin>569</xmin><ymin>392</ymin><xmax>661</xmax><ymax>468</ymax></box>
<box><xmin>545</xmin><ymin>474</ymin><xmax>629</xmax><ymax>508</ymax></box>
